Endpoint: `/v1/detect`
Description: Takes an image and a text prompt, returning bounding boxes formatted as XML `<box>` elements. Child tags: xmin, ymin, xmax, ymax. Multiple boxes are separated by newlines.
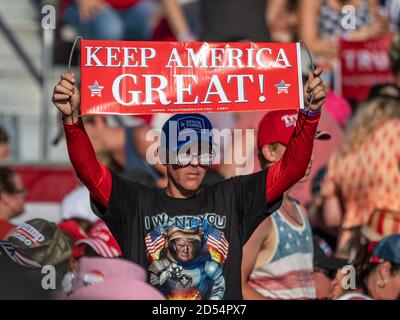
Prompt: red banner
<box><xmin>80</xmin><ymin>40</ymin><xmax>304</xmax><ymax>115</ymax></box>
<box><xmin>14</xmin><ymin>166</ymin><xmax>77</xmax><ymax>202</ymax></box>
<box><xmin>339</xmin><ymin>35</ymin><xmax>394</xmax><ymax>101</ymax></box>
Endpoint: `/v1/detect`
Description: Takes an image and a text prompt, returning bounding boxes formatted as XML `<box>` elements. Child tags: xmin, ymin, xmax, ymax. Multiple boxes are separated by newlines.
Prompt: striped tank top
<box><xmin>249</xmin><ymin>200</ymin><xmax>316</xmax><ymax>299</ymax></box>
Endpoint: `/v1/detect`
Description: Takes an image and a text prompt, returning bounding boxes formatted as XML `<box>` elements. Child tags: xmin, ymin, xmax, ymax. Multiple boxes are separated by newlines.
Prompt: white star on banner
<box><xmin>88</xmin><ymin>81</ymin><xmax>104</xmax><ymax>97</ymax></box>
<box><xmin>275</xmin><ymin>80</ymin><xmax>291</xmax><ymax>94</ymax></box>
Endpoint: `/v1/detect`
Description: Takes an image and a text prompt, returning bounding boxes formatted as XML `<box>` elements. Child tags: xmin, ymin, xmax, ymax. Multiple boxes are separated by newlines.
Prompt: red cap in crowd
<box><xmin>58</xmin><ymin>220</ymin><xmax>87</xmax><ymax>245</ymax></box>
<box><xmin>73</xmin><ymin>220</ymin><xmax>122</xmax><ymax>259</ymax></box>
<box><xmin>257</xmin><ymin>109</ymin><xmax>331</xmax><ymax>149</ymax></box>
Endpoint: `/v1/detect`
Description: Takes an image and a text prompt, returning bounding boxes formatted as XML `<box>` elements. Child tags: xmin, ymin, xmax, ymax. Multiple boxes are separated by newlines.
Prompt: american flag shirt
<box><xmin>249</xmin><ymin>199</ymin><xmax>316</xmax><ymax>299</ymax></box>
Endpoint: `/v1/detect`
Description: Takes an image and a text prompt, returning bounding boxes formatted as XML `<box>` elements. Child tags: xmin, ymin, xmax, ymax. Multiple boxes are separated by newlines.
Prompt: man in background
<box><xmin>242</xmin><ymin>110</ymin><xmax>330</xmax><ymax>300</ymax></box>
<box><xmin>313</xmin><ymin>235</ymin><xmax>347</xmax><ymax>299</ymax></box>
<box><xmin>0</xmin><ymin>167</ymin><xmax>26</xmax><ymax>239</ymax></box>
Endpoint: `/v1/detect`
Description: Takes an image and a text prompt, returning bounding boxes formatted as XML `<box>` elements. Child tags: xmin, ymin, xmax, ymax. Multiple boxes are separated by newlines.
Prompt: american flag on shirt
<box><xmin>145</xmin><ymin>227</ymin><xmax>166</xmax><ymax>262</ymax></box>
<box><xmin>206</xmin><ymin>227</ymin><xmax>229</xmax><ymax>263</ymax></box>
<box><xmin>0</xmin><ymin>240</ymin><xmax>41</xmax><ymax>268</ymax></box>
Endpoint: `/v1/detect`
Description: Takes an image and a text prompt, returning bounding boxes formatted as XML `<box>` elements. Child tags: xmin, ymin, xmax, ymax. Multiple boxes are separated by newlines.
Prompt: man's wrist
<box><xmin>62</xmin><ymin>111</ymin><xmax>79</xmax><ymax>125</ymax></box>
<box><xmin>300</xmin><ymin>107</ymin><xmax>322</xmax><ymax>117</ymax></box>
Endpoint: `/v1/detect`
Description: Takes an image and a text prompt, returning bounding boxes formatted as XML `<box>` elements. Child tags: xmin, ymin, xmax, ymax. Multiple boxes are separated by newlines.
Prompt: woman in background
<box><xmin>333</xmin><ymin>235</ymin><xmax>400</xmax><ymax>300</ymax></box>
<box><xmin>299</xmin><ymin>0</ymin><xmax>389</xmax><ymax>87</ymax></box>
<box><xmin>321</xmin><ymin>95</ymin><xmax>400</xmax><ymax>259</ymax></box>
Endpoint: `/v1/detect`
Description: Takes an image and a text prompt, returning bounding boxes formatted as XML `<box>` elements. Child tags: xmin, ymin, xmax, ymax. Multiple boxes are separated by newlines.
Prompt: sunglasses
<box><xmin>12</xmin><ymin>188</ymin><xmax>27</xmax><ymax>197</ymax></box>
<box><xmin>173</xmin><ymin>151</ymin><xmax>215</xmax><ymax>167</ymax></box>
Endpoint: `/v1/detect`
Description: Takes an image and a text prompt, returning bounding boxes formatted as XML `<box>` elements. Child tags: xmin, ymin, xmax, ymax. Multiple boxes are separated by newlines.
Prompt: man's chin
<box><xmin>181</xmin><ymin>182</ymin><xmax>202</xmax><ymax>193</ymax></box>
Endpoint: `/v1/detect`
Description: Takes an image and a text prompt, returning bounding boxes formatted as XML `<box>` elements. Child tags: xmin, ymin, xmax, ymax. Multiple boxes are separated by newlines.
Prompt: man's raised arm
<box><xmin>52</xmin><ymin>72</ymin><xmax>112</xmax><ymax>207</ymax></box>
<box><xmin>266</xmin><ymin>68</ymin><xmax>326</xmax><ymax>203</ymax></box>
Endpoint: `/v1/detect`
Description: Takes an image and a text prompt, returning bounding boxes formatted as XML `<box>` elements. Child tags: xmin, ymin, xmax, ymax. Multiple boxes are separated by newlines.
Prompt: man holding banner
<box><xmin>52</xmin><ymin>40</ymin><xmax>326</xmax><ymax>300</ymax></box>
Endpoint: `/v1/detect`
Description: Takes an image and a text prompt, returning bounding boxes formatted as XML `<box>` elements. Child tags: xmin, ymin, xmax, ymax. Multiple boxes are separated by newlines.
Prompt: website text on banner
<box><xmin>339</xmin><ymin>35</ymin><xmax>394</xmax><ymax>102</ymax></box>
<box><xmin>80</xmin><ymin>41</ymin><xmax>304</xmax><ymax>115</ymax></box>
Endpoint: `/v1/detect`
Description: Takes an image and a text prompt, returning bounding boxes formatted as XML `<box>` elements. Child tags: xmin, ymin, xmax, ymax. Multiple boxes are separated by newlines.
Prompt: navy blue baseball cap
<box><xmin>313</xmin><ymin>236</ymin><xmax>348</xmax><ymax>272</ymax></box>
<box><xmin>371</xmin><ymin>234</ymin><xmax>400</xmax><ymax>265</ymax></box>
<box><xmin>160</xmin><ymin>114</ymin><xmax>214</xmax><ymax>151</ymax></box>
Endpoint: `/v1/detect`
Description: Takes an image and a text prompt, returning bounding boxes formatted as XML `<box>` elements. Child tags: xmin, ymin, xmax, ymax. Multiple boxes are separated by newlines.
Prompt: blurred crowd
<box><xmin>1</xmin><ymin>0</ymin><xmax>400</xmax><ymax>300</ymax></box>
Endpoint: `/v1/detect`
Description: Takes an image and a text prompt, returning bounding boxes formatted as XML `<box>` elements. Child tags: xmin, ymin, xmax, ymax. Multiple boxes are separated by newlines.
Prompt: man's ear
<box><xmin>378</xmin><ymin>261</ymin><xmax>391</xmax><ymax>283</ymax></box>
<box><xmin>260</xmin><ymin>144</ymin><xmax>276</xmax><ymax>163</ymax></box>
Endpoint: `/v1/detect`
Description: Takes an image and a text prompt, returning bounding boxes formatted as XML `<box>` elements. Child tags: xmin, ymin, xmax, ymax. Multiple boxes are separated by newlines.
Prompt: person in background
<box><xmin>266</xmin><ymin>0</ymin><xmax>299</xmax><ymax>42</ymax></box>
<box><xmin>313</xmin><ymin>235</ymin><xmax>348</xmax><ymax>299</ymax></box>
<box><xmin>308</xmin><ymin>167</ymin><xmax>339</xmax><ymax>250</ymax></box>
<box><xmin>219</xmin><ymin>68</ymin><xmax>344</xmax><ymax>206</ymax></box>
<box><xmin>330</xmin><ymin>264</ymin><xmax>370</xmax><ymax>299</ymax></box>
<box><xmin>72</xmin><ymin>219</ymin><xmax>122</xmax><ymax>260</ymax></box>
<box><xmin>321</xmin><ymin>96</ymin><xmax>400</xmax><ymax>260</ymax></box>
<box><xmin>61</xmin><ymin>219</ymin><xmax>122</xmax><ymax>293</ymax></box>
<box><xmin>299</xmin><ymin>0</ymin><xmax>389</xmax><ymax>87</ymax></box>
<box><xmin>152</xmin><ymin>0</ymin><xmax>200</xmax><ymax>41</ymax></box>
<box><xmin>242</xmin><ymin>110</ymin><xmax>330</xmax><ymax>300</ymax></box>
<box><xmin>379</xmin><ymin>0</ymin><xmax>400</xmax><ymax>32</ymax></box>
<box><xmin>63</xmin><ymin>0</ymin><xmax>160</xmax><ymax>40</ymax></box>
<box><xmin>82</xmin><ymin>116</ymin><xmax>166</xmax><ymax>185</ymax></box>
<box><xmin>0</xmin><ymin>167</ymin><xmax>26</xmax><ymax>239</ymax></box>
<box><xmin>300</xmin><ymin>0</ymin><xmax>387</xmax><ymax>57</ymax></box>
<box><xmin>367</xmin><ymin>83</ymin><xmax>400</xmax><ymax>101</ymax></box>
<box><xmin>200</xmin><ymin>0</ymin><xmax>273</xmax><ymax>42</ymax></box>
<box><xmin>0</xmin><ymin>127</ymin><xmax>11</xmax><ymax>161</ymax></box>
<box><xmin>6</xmin><ymin>219</ymin><xmax>72</xmax><ymax>293</ymax></box>
<box><xmin>157</xmin><ymin>0</ymin><xmax>272</xmax><ymax>42</ymax></box>
<box><xmin>58</xmin><ymin>186</ymin><xmax>99</xmax><ymax>245</ymax></box>
<box><xmin>335</xmin><ymin>234</ymin><xmax>400</xmax><ymax>300</ymax></box>
<box><xmin>0</xmin><ymin>240</ymin><xmax>50</xmax><ymax>299</ymax></box>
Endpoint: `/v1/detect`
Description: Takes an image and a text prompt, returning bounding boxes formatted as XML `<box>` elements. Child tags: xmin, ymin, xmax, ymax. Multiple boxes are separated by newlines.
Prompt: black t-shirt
<box><xmin>200</xmin><ymin>0</ymin><xmax>270</xmax><ymax>42</ymax></box>
<box><xmin>92</xmin><ymin>169</ymin><xmax>281</xmax><ymax>300</ymax></box>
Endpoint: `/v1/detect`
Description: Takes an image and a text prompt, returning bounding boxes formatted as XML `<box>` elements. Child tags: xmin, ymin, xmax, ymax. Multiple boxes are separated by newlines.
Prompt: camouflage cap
<box><xmin>6</xmin><ymin>219</ymin><xmax>71</xmax><ymax>269</ymax></box>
